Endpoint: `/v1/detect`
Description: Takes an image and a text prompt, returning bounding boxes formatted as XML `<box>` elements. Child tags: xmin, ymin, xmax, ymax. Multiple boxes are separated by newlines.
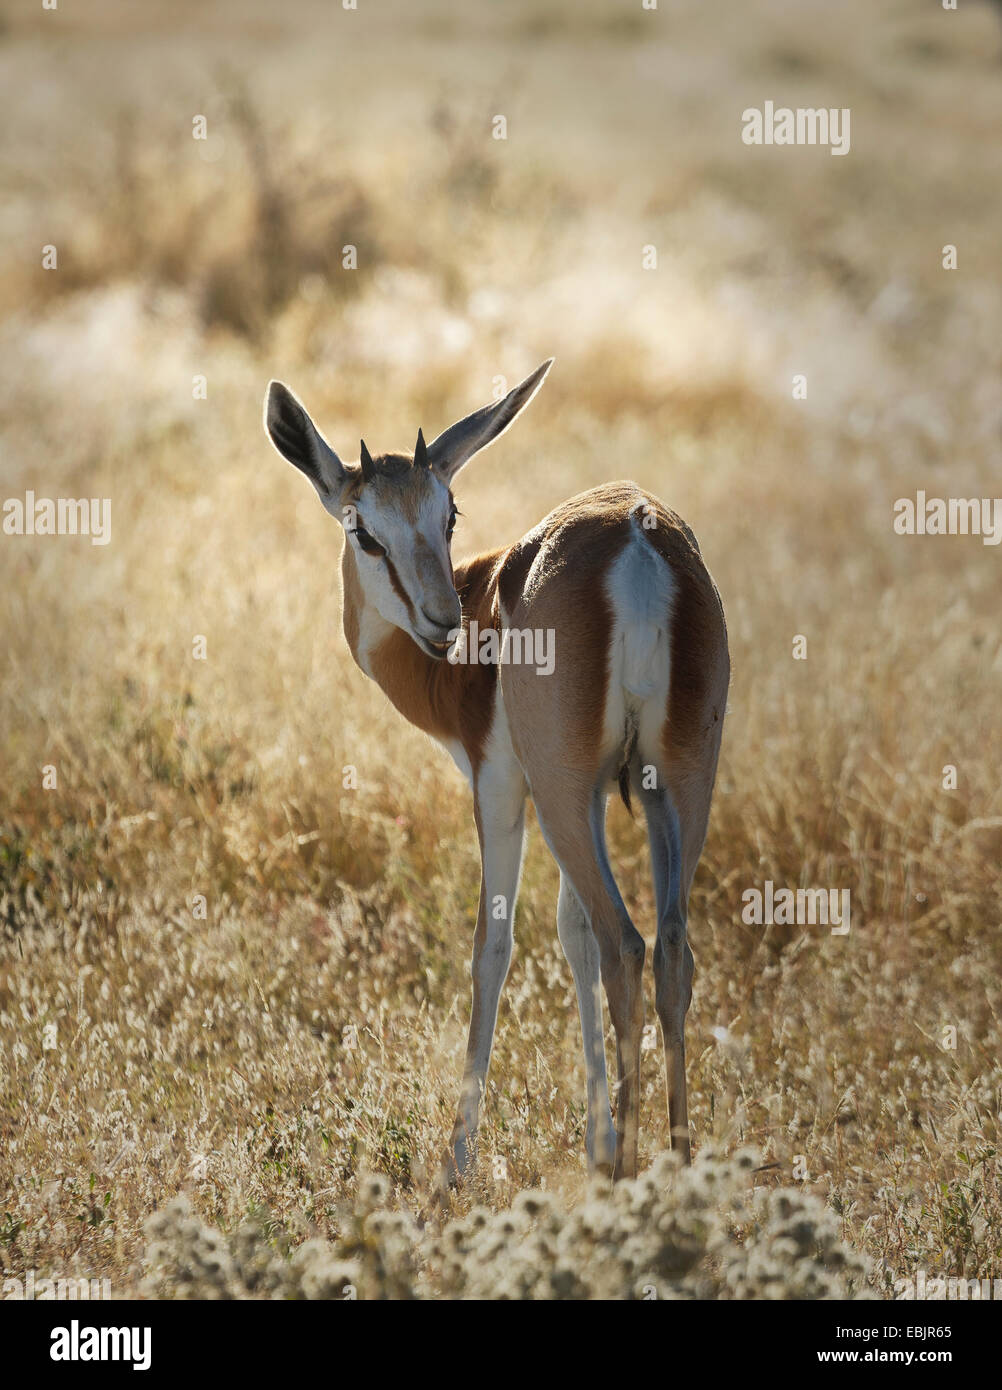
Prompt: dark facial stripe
<box><xmin>385</xmin><ymin>556</ymin><xmax>416</xmax><ymax>620</ymax></box>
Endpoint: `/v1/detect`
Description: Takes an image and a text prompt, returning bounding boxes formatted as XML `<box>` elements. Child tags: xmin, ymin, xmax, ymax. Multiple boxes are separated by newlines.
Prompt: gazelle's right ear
<box><xmin>426</xmin><ymin>359</ymin><xmax>552</xmax><ymax>481</ymax></box>
<box><xmin>264</xmin><ymin>381</ymin><xmax>347</xmax><ymax>510</ymax></box>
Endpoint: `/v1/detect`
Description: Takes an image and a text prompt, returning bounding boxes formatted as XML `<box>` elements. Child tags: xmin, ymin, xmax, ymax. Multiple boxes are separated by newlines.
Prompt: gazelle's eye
<box><xmin>447</xmin><ymin>506</ymin><xmax>458</xmax><ymax>538</ymax></box>
<box><xmin>351</xmin><ymin>526</ymin><xmax>386</xmax><ymax>557</ymax></box>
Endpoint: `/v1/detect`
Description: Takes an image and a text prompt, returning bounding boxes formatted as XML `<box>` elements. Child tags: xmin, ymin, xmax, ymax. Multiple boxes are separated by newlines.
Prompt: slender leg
<box><xmin>556</xmin><ymin>873</ymin><xmax>617</xmax><ymax>1173</ymax></box>
<box><xmin>641</xmin><ymin>781</ymin><xmax>694</xmax><ymax>1163</ymax></box>
<box><xmin>534</xmin><ymin>782</ymin><xmax>645</xmax><ymax>1181</ymax></box>
<box><xmin>444</xmin><ymin>754</ymin><xmax>527</xmax><ymax>1183</ymax></box>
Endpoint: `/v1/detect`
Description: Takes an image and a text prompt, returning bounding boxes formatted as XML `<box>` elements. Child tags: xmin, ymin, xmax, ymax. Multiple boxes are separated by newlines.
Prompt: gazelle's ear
<box><xmin>427</xmin><ymin>359</ymin><xmax>553</xmax><ymax>481</ymax></box>
<box><xmin>264</xmin><ymin>381</ymin><xmax>347</xmax><ymax>509</ymax></box>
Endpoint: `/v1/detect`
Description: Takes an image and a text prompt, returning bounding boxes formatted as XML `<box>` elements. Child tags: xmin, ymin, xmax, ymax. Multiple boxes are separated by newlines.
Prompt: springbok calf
<box><xmin>264</xmin><ymin>361</ymin><xmax>729</xmax><ymax>1181</ymax></box>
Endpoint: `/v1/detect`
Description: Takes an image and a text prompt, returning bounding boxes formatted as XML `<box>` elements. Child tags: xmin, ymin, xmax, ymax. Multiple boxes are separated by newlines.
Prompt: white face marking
<box><xmin>346</xmin><ymin>469</ymin><xmax>461</xmax><ymax>659</ymax></box>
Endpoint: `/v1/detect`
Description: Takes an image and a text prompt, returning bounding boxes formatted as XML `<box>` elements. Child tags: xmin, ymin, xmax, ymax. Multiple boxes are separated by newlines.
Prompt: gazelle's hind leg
<box><xmin>533</xmin><ymin>773</ymin><xmax>645</xmax><ymax>1180</ymax></box>
<box><xmin>556</xmin><ymin>872</ymin><xmax>617</xmax><ymax>1174</ymax></box>
<box><xmin>636</xmin><ymin>771</ymin><xmax>694</xmax><ymax>1163</ymax></box>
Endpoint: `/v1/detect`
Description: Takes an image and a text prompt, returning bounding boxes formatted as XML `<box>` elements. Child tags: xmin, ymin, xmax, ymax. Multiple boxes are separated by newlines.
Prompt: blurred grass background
<box><xmin>1</xmin><ymin>0</ymin><xmax>1001</xmax><ymax>1295</ymax></box>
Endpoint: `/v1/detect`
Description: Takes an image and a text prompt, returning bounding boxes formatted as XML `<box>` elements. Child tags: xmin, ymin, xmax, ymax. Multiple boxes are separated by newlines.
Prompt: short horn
<box><xmin>414</xmin><ymin>427</ymin><xmax>430</xmax><ymax>469</ymax></box>
<box><xmin>360</xmin><ymin>439</ymin><xmax>376</xmax><ymax>483</ymax></box>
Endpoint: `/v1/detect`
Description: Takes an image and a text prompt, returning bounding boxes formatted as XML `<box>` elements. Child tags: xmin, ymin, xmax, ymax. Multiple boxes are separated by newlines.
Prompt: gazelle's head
<box><xmin>263</xmin><ymin>361</ymin><xmax>552</xmax><ymax>660</ymax></box>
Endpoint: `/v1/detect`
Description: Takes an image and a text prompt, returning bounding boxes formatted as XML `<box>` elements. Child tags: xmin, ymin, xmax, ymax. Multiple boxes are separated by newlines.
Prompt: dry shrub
<box><xmin>140</xmin><ymin>1150</ymin><xmax>870</xmax><ymax>1300</ymax></box>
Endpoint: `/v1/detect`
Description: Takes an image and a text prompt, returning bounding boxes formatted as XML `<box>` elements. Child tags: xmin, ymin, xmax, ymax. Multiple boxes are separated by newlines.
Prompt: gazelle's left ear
<box><xmin>427</xmin><ymin>360</ymin><xmax>553</xmax><ymax>481</ymax></box>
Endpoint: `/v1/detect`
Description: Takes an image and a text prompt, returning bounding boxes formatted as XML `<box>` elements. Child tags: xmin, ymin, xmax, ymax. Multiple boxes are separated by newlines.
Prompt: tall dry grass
<box><xmin>1</xmin><ymin>0</ymin><xmax>1001</xmax><ymax>1296</ymax></box>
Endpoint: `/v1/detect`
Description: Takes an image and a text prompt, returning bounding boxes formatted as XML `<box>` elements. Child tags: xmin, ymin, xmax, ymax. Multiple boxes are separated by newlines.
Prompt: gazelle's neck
<box><xmin>341</xmin><ymin>542</ymin><xmax>505</xmax><ymax>763</ymax></box>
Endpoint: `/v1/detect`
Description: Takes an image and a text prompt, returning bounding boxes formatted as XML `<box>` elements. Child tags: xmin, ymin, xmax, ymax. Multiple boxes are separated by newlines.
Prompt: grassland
<box><xmin>1</xmin><ymin>0</ymin><xmax>1001</xmax><ymax>1297</ymax></box>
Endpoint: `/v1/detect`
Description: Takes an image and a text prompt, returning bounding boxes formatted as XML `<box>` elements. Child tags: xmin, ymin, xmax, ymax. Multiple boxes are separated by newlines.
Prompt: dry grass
<box><xmin>1</xmin><ymin>0</ymin><xmax>1001</xmax><ymax>1298</ymax></box>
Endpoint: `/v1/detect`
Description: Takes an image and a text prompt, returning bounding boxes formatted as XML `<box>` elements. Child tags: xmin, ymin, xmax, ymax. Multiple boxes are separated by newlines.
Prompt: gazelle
<box><xmin>264</xmin><ymin>361</ymin><xmax>729</xmax><ymax>1181</ymax></box>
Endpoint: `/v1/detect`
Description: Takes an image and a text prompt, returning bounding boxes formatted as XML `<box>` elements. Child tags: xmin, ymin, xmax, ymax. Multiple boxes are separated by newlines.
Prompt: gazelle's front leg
<box><xmin>445</xmin><ymin>753</ymin><xmax>527</xmax><ymax>1184</ymax></box>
